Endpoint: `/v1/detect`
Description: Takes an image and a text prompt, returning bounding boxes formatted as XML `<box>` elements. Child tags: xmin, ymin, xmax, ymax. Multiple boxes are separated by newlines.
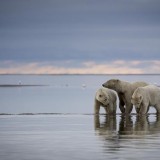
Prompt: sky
<box><xmin>0</xmin><ymin>0</ymin><xmax>160</xmax><ymax>74</ymax></box>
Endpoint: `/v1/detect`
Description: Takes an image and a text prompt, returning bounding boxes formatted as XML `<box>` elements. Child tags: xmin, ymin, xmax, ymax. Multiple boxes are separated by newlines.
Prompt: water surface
<box><xmin>0</xmin><ymin>114</ymin><xmax>160</xmax><ymax>160</ymax></box>
<box><xmin>0</xmin><ymin>74</ymin><xmax>160</xmax><ymax>160</ymax></box>
<box><xmin>0</xmin><ymin>74</ymin><xmax>159</xmax><ymax>114</ymax></box>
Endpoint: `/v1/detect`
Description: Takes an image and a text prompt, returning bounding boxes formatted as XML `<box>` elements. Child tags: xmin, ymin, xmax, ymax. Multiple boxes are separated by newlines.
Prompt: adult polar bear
<box><xmin>94</xmin><ymin>87</ymin><xmax>117</xmax><ymax>115</ymax></box>
<box><xmin>102</xmin><ymin>79</ymin><xmax>148</xmax><ymax>114</ymax></box>
<box><xmin>131</xmin><ymin>85</ymin><xmax>160</xmax><ymax>114</ymax></box>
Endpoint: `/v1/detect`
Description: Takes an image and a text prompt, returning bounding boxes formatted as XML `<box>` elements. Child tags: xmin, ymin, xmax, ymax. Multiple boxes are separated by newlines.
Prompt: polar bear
<box><xmin>102</xmin><ymin>79</ymin><xmax>148</xmax><ymax>114</ymax></box>
<box><xmin>94</xmin><ymin>87</ymin><xmax>117</xmax><ymax>115</ymax></box>
<box><xmin>131</xmin><ymin>85</ymin><xmax>160</xmax><ymax>114</ymax></box>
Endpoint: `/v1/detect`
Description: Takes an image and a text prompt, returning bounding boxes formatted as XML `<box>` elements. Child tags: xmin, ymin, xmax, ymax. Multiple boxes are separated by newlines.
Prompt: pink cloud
<box><xmin>0</xmin><ymin>60</ymin><xmax>159</xmax><ymax>74</ymax></box>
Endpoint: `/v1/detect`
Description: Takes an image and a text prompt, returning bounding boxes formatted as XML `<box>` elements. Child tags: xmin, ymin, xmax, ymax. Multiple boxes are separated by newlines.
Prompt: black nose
<box><xmin>102</xmin><ymin>84</ymin><xmax>105</xmax><ymax>87</ymax></box>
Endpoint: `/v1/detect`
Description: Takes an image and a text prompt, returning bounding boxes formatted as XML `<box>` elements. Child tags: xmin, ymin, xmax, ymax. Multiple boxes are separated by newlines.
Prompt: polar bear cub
<box><xmin>131</xmin><ymin>85</ymin><xmax>160</xmax><ymax>114</ymax></box>
<box><xmin>94</xmin><ymin>87</ymin><xmax>117</xmax><ymax>115</ymax></box>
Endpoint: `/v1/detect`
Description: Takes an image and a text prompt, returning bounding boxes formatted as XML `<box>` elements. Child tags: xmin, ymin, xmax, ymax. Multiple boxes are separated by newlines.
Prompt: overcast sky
<box><xmin>0</xmin><ymin>0</ymin><xmax>160</xmax><ymax>74</ymax></box>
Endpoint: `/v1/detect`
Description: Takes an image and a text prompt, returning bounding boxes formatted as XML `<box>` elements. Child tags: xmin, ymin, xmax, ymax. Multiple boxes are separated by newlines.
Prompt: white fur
<box><xmin>131</xmin><ymin>85</ymin><xmax>160</xmax><ymax>114</ymax></box>
<box><xmin>102</xmin><ymin>79</ymin><xmax>148</xmax><ymax>114</ymax></box>
<box><xmin>94</xmin><ymin>87</ymin><xmax>117</xmax><ymax>114</ymax></box>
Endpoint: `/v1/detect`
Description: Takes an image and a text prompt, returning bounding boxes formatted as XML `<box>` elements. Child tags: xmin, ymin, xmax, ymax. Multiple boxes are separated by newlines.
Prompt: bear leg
<box><xmin>125</xmin><ymin>102</ymin><xmax>133</xmax><ymax>114</ymax></box>
<box><xmin>105</xmin><ymin>103</ymin><xmax>116</xmax><ymax>115</ymax></box>
<box><xmin>113</xmin><ymin>101</ymin><xmax>117</xmax><ymax>114</ymax></box>
<box><xmin>118</xmin><ymin>93</ymin><xmax>125</xmax><ymax>113</ymax></box>
<box><xmin>104</xmin><ymin>107</ymin><xmax>110</xmax><ymax>114</ymax></box>
<box><xmin>139</xmin><ymin>103</ymin><xmax>149</xmax><ymax>114</ymax></box>
<box><xmin>155</xmin><ymin>104</ymin><xmax>160</xmax><ymax>114</ymax></box>
<box><xmin>94</xmin><ymin>99</ymin><xmax>101</xmax><ymax>114</ymax></box>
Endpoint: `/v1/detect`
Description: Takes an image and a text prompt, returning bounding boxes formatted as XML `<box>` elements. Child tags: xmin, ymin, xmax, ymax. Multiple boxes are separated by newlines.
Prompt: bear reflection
<box><xmin>94</xmin><ymin>115</ymin><xmax>117</xmax><ymax>141</ymax></box>
<box><xmin>118</xmin><ymin>115</ymin><xmax>159</xmax><ymax>136</ymax></box>
<box><xmin>94</xmin><ymin>115</ymin><xmax>160</xmax><ymax>139</ymax></box>
<box><xmin>118</xmin><ymin>115</ymin><xmax>133</xmax><ymax>135</ymax></box>
<box><xmin>134</xmin><ymin>115</ymin><xmax>160</xmax><ymax>135</ymax></box>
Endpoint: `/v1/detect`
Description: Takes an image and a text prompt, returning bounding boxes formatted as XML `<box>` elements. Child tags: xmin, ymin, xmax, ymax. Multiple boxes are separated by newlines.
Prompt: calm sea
<box><xmin>0</xmin><ymin>74</ymin><xmax>160</xmax><ymax>160</ymax></box>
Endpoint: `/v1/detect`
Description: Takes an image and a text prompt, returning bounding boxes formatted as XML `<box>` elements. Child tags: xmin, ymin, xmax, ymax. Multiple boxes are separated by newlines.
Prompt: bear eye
<box><xmin>99</xmin><ymin>94</ymin><xmax>102</xmax><ymax>98</ymax></box>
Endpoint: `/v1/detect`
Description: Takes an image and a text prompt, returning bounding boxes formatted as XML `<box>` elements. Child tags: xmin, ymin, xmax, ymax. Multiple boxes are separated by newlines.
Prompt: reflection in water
<box><xmin>119</xmin><ymin>115</ymin><xmax>133</xmax><ymax>135</ymax></box>
<box><xmin>94</xmin><ymin>115</ymin><xmax>160</xmax><ymax>138</ymax></box>
<box><xmin>119</xmin><ymin>115</ymin><xmax>160</xmax><ymax>136</ymax></box>
<box><xmin>94</xmin><ymin>115</ymin><xmax>120</xmax><ymax>153</ymax></box>
<box><xmin>94</xmin><ymin>115</ymin><xmax>160</xmax><ymax>159</ymax></box>
<box><xmin>134</xmin><ymin>115</ymin><xmax>160</xmax><ymax>135</ymax></box>
<box><xmin>94</xmin><ymin>115</ymin><xmax>117</xmax><ymax>138</ymax></box>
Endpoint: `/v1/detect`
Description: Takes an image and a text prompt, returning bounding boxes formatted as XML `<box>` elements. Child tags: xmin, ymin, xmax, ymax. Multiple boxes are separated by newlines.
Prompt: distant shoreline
<box><xmin>0</xmin><ymin>113</ymin><xmax>157</xmax><ymax>116</ymax></box>
<box><xmin>0</xmin><ymin>84</ymin><xmax>48</xmax><ymax>87</ymax></box>
<box><xmin>0</xmin><ymin>73</ymin><xmax>160</xmax><ymax>76</ymax></box>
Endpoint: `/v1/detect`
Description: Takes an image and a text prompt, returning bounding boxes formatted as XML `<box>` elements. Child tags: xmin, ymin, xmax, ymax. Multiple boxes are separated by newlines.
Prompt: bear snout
<box><xmin>102</xmin><ymin>83</ymin><xmax>106</xmax><ymax>87</ymax></box>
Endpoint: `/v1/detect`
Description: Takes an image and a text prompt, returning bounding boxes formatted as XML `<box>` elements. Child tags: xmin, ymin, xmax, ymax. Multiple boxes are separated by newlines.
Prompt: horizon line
<box><xmin>0</xmin><ymin>73</ymin><xmax>160</xmax><ymax>76</ymax></box>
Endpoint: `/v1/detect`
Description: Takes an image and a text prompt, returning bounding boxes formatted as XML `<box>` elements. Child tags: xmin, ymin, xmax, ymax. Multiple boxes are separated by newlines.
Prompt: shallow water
<box><xmin>0</xmin><ymin>74</ymin><xmax>160</xmax><ymax>114</ymax></box>
<box><xmin>0</xmin><ymin>114</ymin><xmax>160</xmax><ymax>160</ymax></box>
<box><xmin>0</xmin><ymin>74</ymin><xmax>160</xmax><ymax>160</ymax></box>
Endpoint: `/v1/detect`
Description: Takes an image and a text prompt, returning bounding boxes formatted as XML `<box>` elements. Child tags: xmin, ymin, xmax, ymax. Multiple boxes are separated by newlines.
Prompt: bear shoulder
<box><xmin>137</xmin><ymin>85</ymin><xmax>159</xmax><ymax>93</ymax></box>
<box><xmin>145</xmin><ymin>84</ymin><xmax>159</xmax><ymax>90</ymax></box>
<box><xmin>143</xmin><ymin>85</ymin><xmax>160</xmax><ymax>95</ymax></box>
<box><xmin>132</xmin><ymin>85</ymin><xmax>160</xmax><ymax>102</ymax></box>
<box><xmin>131</xmin><ymin>81</ymin><xmax>148</xmax><ymax>88</ymax></box>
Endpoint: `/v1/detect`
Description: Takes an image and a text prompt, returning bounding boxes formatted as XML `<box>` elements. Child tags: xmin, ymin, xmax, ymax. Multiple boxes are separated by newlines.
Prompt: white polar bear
<box><xmin>94</xmin><ymin>87</ymin><xmax>117</xmax><ymax>115</ymax></box>
<box><xmin>131</xmin><ymin>85</ymin><xmax>160</xmax><ymax>114</ymax></box>
<box><xmin>102</xmin><ymin>79</ymin><xmax>148</xmax><ymax>114</ymax></box>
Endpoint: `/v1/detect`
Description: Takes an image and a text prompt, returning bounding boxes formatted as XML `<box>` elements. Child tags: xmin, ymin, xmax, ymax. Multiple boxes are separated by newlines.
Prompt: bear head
<box><xmin>102</xmin><ymin>79</ymin><xmax>120</xmax><ymax>91</ymax></box>
<box><xmin>95</xmin><ymin>88</ymin><xmax>110</xmax><ymax>106</ymax></box>
<box><xmin>131</xmin><ymin>88</ymin><xmax>143</xmax><ymax>110</ymax></box>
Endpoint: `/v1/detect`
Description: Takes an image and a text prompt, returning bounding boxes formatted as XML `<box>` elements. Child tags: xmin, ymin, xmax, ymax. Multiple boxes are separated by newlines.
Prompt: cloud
<box><xmin>1</xmin><ymin>0</ymin><xmax>160</xmax><ymax>63</ymax></box>
<box><xmin>0</xmin><ymin>60</ymin><xmax>159</xmax><ymax>74</ymax></box>
<box><xmin>0</xmin><ymin>0</ymin><xmax>160</xmax><ymax>74</ymax></box>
